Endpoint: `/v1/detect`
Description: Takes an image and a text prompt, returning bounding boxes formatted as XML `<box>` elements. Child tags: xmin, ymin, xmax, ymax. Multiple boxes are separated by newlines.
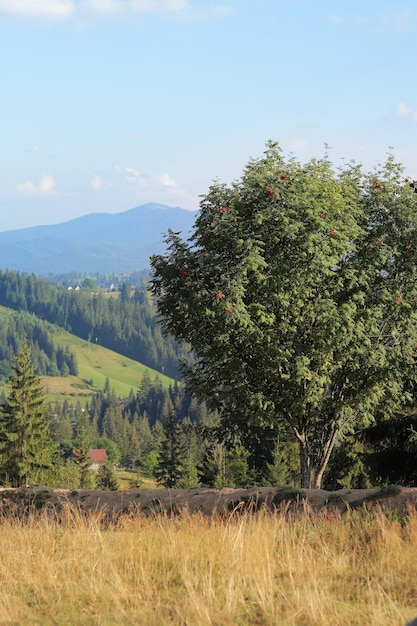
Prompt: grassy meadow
<box><xmin>46</xmin><ymin>330</ymin><xmax>173</xmax><ymax>401</ymax></box>
<box><xmin>0</xmin><ymin>304</ymin><xmax>174</xmax><ymax>403</ymax></box>
<box><xmin>43</xmin><ymin>328</ymin><xmax>174</xmax><ymax>403</ymax></box>
<box><xmin>0</xmin><ymin>504</ymin><xmax>416</xmax><ymax>625</ymax></box>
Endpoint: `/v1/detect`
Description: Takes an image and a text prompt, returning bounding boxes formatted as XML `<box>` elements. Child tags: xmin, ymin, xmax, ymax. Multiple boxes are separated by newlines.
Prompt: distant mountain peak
<box><xmin>0</xmin><ymin>203</ymin><xmax>197</xmax><ymax>275</ymax></box>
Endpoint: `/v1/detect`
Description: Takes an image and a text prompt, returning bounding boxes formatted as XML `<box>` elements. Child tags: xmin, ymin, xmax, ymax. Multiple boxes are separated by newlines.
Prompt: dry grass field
<box><xmin>0</xmin><ymin>486</ymin><xmax>416</xmax><ymax>625</ymax></box>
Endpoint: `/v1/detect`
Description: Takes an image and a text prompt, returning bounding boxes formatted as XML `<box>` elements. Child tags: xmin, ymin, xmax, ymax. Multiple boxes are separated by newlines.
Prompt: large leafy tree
<box><xmin>0</xmin><ymin>340</ymin><xmax>56</xmax><ymax>486</ymax></box>
<box><xmin>150</xmin><ymin>142</ymin><xmax>417</xmax><ymax>489</ymax></box>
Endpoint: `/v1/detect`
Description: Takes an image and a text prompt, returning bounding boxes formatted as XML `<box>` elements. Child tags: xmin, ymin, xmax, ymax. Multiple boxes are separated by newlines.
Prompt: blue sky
<box><xmin>0</xmin><ymin>0</ymin><xmax>416</xmax><ymax>232</ymax></box>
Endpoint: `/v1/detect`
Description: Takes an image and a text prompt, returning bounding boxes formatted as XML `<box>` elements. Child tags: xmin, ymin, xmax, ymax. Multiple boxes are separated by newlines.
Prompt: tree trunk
<box><xmin>298</xmin><ymin>438</ymin><xmax>312</xmax><ymax>489</ymax></box>
<box><xmin>312</xmin><ymin>426</ymin><xmax>339</xmax><ymax>490</ymax></box>
<box><xmin>296</xmin><ymin>424</ymin><xmax>339</xmax><ymax>490</ymax></box>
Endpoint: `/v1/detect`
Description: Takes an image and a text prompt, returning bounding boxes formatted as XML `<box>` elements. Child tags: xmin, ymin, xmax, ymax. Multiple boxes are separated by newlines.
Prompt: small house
<box><xmin>89</xmin><ymin>448</ymin><xmax>107</xmax><ymax>471</ymax></box>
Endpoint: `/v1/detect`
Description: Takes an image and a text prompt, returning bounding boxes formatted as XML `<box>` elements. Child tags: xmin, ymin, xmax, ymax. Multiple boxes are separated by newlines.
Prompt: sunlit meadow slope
<box><xmin>0</xmin><ymin>304</ymin><xmax>174</xmax><ymax>403</ymax></box>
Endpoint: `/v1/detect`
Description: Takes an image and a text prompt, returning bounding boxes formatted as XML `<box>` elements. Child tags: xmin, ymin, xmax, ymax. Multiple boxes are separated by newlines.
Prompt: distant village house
<box><xmin>72</xmin><ymin>448</ymin><xmax>107</xmax><ymax>471</ymax></box>
<box><xmin>89</xmin><ymin>449</ymin><xmax>107</xmax><ymax>471</ymax></box>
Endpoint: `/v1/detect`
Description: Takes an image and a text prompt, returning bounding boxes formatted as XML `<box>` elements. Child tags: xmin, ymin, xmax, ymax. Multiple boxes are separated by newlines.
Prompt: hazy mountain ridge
<box><xmin>0</xmin><ymin>203</ymin><xmax>197</xmax><ymax>274</ymax></box>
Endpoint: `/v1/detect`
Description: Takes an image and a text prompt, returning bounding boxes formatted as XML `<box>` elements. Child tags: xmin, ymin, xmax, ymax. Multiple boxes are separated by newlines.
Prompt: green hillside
<box><xmin>0</xmin><ymin>305</ymin><xmax>175</xmax><ymax>404</ymax></box>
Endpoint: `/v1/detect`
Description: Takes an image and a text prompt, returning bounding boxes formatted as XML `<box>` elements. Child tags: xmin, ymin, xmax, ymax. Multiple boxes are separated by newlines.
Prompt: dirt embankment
<box><xmin>1</xmin><ymin>484</ymin><xmax>416</xmax><ymax>519</ymax></box>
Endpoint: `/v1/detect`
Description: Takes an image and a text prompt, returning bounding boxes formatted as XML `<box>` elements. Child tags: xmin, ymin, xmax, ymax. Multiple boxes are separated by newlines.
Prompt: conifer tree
<box><xmin>96</xmin><ymin>459</ymin><xmax>119</xmax><ymax>490</ymax></box>
<box><xmin>156</xmin><ymin>411</ymin><xmax>186</xmax><ymax>488</ymax></box>
<box><xmin>176</xmin><ymin>419</ymin><xmax>201</xmax><ymax>488</ymax></box>
<box><xmin>151</xmin><ymin>142</ymin><xmax>417</xmax><ymax>489</ymax></box>
<box><xmin>72</xmin><ymin>413</ymin><xmax>97</xmax><ymax>489</ymax></box>
<box><xmin>0</xmin><ymin>340</ymin><xmax>55</xmax><ymax>486</ymax></box>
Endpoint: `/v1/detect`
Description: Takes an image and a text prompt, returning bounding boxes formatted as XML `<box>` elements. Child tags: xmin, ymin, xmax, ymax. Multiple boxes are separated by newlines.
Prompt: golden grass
<box><xmin>0</xmin><ymin>504</ymin><xmax>416</xmax><ymax>625</ymax></box>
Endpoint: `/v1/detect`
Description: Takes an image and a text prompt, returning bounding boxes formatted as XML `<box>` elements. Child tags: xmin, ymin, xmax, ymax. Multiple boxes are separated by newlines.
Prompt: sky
<box><xmin>0</xmin><ymin>0</ymin><xmax>416</xmax><ymax>232</ymax></box>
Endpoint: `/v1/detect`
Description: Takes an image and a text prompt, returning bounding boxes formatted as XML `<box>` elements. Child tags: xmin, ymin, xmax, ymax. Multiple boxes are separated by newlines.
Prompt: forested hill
<box><xmin>0</xmin><ymin>269</ymin><xmax>190</xmax><ymax>380</ymax></box>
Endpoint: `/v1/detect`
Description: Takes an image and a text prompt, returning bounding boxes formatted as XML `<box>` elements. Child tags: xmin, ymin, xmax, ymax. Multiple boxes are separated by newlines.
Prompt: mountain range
<box><xmin>0</xmin><ymin>203</ymin><xmax>197</xmax><ymax>275</ymax></box>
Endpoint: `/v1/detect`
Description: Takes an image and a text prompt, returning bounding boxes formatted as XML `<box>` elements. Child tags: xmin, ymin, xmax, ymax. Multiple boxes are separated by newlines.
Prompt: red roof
<box><xmin>89</xmin><ymin>449</ymin><xmax>107</xmax><ymax>464</ymax></box>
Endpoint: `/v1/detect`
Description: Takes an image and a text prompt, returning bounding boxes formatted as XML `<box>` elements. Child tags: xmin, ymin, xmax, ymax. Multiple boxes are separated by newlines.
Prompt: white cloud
<box><xmin>398</xmin><ymin>101</ymin><xmax>417</xmax><ymax>122</ymax></box>
<box><xmin>115</xmin><ymin>164</ymin><xmax>151</xmax><ymax>186</ymax></box>
<box><xmin>325</xmin><ymin>8</ymin><xmax>417</xmax><ymax>33</ymax></box>
<box><xmin>87</xmin><ymin>0</ymin><xmax>202</xmax><ymax>18</ymax></box>
<box><xmin>16</xmin><ymin>174</ymin><xmax>55</xmax><ymax>195</ymax></box>
<box><xmin>123</xmin><ymin>166</ymin><xmax>141</xmax><ymax>182</ymax></box>
<box><xmin>0</xmin><ymin>0</ymin><xmax>74</xmax><ymax>20</ymax></box>
<box><xmin>123</xmin><ymin>0</ymin><xmax>188</xmax><ymax>15</ymax></box>
<box><xmin>31</xmin><ymin>145</ymin><xmax>42</xmax><ymax>154</ymax></box>
<box><xmin>287</xmin><ymin>138</ymin><xmax>310</xmax><ymax>154</ymax></box>
<box><xmin>328</xmin><ymin>14</ymin><xmax>344</xmax><ymax>25</ymax></box>
<box><xmin>115</xmin><ymin>164</ymin><xmax>197</xmax><ymax>208</ymax></box>
<box><xmin>0</xmin><ymin>0</ymin><xmax>233</xmax><ymax>21</ymax></box>
<box><xmin>82</xmin><ymin>0</ymin><xmax>117</xmax><ymax>15</ymax></box>
<box><xmin>398</xmin><ymin>101</ymin><xmax>411</xmax><ymax>117</ymax></box>
<box><xmin>158</xmin><ymin>172</ymin><xmax>178</xmax><ymax>188</ymax></box>
<box><xmin>154</xmin><ymin>172</ymin><xmax>197</xmax><ymax>207</ymax></box>
<box><xmin>387</xmin><ymin>7</ymin><xmax>417</xmax><ymax>32</ymax></box>
<box><xmin>210</xmin><ymin>5</ymin><xmax>233</xmax><ymax>19</ymax></box>
<box><xmin>85</xmin><ymin>0</ymin><xmax>188</xmax><ymax>14</ymax></box>
<box><xmin>91</xmin><ymin>175</ymin><xmax>103</xmax><ymax>190</ymax></box>
<box><xmin>117</xmin><ymin>166</ymin><xmax>180</xmax><ymax>189</ymax></box>
<box><xmin>370</xmin><ymin>7</ymin><xmax>417</xmax><ymax>33</ymax></box>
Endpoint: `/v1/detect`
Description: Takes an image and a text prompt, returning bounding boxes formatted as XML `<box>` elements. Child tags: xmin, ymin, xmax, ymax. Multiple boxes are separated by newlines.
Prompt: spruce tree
<box><xmin>0</xmin><ymin>340</ymin><xmax>55</xmax><ymax>486</ymax></box>
<box><xmin>176</xmin><ymin>420</ymin><xmax>201</xmax><ymax>488</ymax></box>
<box><xmin>156</xmin><ymin>411</ymin><xmax>186</xmax><ymax>488</ymax></box>
<box><xmin>72</xmin><ymin>412</ymin><xmax>96</xmax><ymax>489</ymax></box>
<box><xmin>96</xmin><ymin>459</ymin><xmax>119</xmax><ymax>490</ymax></box>
<box><xmin>225</xmin><ymin>446</ymin><xmax>253</xmax><ymax>488</ymax></box>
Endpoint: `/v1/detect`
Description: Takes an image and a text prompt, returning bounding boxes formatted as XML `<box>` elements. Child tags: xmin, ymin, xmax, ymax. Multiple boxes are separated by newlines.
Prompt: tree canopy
<box><xmin>150</xmin><ymin>142</ymin><xmax>417</xmax><ymax>488</ymax></box>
